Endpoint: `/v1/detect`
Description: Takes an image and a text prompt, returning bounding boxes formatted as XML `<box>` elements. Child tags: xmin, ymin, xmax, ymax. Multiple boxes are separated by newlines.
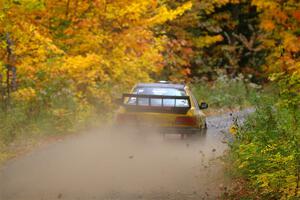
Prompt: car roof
<box><xmin>135</xmin><ymin>83</ymin><xmax>186</xmax><ymax>90</ymax></box>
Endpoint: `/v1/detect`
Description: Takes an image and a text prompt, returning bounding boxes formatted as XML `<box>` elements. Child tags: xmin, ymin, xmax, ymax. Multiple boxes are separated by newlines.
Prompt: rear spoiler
<box><xmin>121</xmin><ymin>93</ymin><xmax>191</xmax><ymax>114</ymax></box>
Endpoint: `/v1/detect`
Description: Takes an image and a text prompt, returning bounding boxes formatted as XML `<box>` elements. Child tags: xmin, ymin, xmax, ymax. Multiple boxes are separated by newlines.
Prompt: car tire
<box><xmin>205</xmin><ymin>121</ymin><xmax>208</xmax><ymax>129</ymax></box>
<box><xmin>201</xmin><ymin>121</ymin><xmax>208</xmax><ymax>135</ymax></box>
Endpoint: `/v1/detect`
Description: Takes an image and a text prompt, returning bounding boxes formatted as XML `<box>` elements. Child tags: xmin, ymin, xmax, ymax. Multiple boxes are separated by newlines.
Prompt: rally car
<box><xmin>115</xmin><ymin>82</ymin><xmax>208</xmax><ymax>135</ymax></box>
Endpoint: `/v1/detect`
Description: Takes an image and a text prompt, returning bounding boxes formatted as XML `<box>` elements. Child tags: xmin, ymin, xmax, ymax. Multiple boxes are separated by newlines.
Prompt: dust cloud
<box><xmin>0</xmin><ymin>124</ymin><xmax>229</xmax><ymax>200</ymax></box>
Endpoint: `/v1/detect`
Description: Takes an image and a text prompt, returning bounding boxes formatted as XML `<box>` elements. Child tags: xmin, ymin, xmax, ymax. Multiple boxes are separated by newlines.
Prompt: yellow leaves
<box><xmin>256</xmin><ymin>173</ymin><xmax>271</xmax><ymax>188</ymax></box>
<box><xmin>0</xmin><ymin>11</ymin><xmax>4</xmax><ymax>22</ymax></box>
<box><xmin>101</xmin><ymin>0</ymin><xmax>192</xmax><ymax>29</ymax></box>
<box><xmin>60</xmin><ymin>54</ymin><xmax>114</xmax><ymax>107</ymax></box>
<box><xmin>111</xmin><ymin>1</ymin><xmax>150</xmax><ymax>21</ymax></box>
<box><xmin>254</xmin><ymin>153</ymin><xmax>298</xmax><ymax>199</ymax></box>
<box><xmin>12</xmin><ymin>87</ymin><xmax>36</xmax><ymax>102</ymax></box>
<box><xmin>0</xmin><ymin>61</ymin><xmax>5</xmax><ymax>71</ymax></box>
<box><xmin>229</xmin><ymin>124</ymin><xmax>238</xmax><ymax>135</ymax></box>
<box><xmin>260</xmin><ymin>143</ymin><xmax>277</xmax><ymax>154</ymax></box>
<box><xmin>280</xmin><ymin>175</ymin><xmax>299</xmax><ymax>200</ymax></box>
<box><xmin>32</xmin><ymin>31</ymin><xmax>63</xmax><ymax>55</ymax></box>
<box><xmin>0</xmin><ymin>0</ymin><xmax>194</xmax><ymax>126</ymax></box>
<box><xmin>193</xmin><ymin>35</ymin><xmax>223</xmax><ymax>48</ymax></box>
<box><xmin>168</xmin><ymin>1</ymin><xmax>193</xmax><ymax>19</ymax></box>
<box><xmin>289</xmin><ymin>62</ymin><xmax>300</xmax><ymax>76</ymax></box>
<box><xmin>267</xmin><ymin>154</ymin><xmax>294</xmax><ymax>165</ymax></box>
<box><xmin>0</xmin><ymin>0</ymin><xmax>189</xmax><ymax>95</ymax></box>
<box><xmin>256</xmin><ymin>172</ymin><xmax>299</xmax><ymax>198</ymax></box>
<box><xmin>282</xmin><ymin>32</ymin><xmax>300</xmax><ymax>53</ymax></box>
<box><xmin>260</xmin><ymin>38</ymin><xmax>276</xmax><ymax>49</ymax></box>
<box><xmin>251</xmin><ymin>0</ymin><xmax>278</xmax><ymax>11</ymax></box>
<box><xmin>238</xmin><ymin>161</ymin><xmax>248</xmax><ymax>169</ymax></box>
<box><xmin>62</xmin><ymin>54</ymin><xmax>109</xmax><ymax>84</ymax></box>
<box><xmin>280</xmin><ymin>179</ymin><xmax>300</xmax><ymax>200</ymax></box>
<box><xmin>212</xmin><ymin>0</ymin><xmax>240</xmax><ymax>6</ymax></box>
<box><xmin>147</xmin><ymin>1</ymin><xmax>192</xmax><ymax>25</ymax></box>
<box><xmin>12</xmin><ymin>22</ymin><xmax>63</xmax><ymax>68</ymax></box>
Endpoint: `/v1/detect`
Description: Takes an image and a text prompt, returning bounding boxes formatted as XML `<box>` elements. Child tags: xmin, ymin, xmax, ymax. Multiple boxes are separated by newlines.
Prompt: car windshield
<box><xmin>126</xmin><ymin>87</ymin><xmax>189</xmax><ymax>107</ymax></box>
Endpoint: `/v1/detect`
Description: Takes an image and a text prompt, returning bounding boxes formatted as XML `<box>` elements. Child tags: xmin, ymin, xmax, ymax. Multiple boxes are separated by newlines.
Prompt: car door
<box><xmin>187</xmin><ymin>90</ymin><xmax>206</xmax><ymax>128</ymax></box>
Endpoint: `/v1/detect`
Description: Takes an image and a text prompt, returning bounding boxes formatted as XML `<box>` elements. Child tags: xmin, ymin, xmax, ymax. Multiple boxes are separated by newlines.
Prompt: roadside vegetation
<box><xmin>0</xmin><ymin>0</ymin><xmax>300</xmax><ymax>199</ymax></box>
<box><xmin>192</xmin><ymin>73</ymin><xmax>260</xmax><ymax>112</ymax></box>
<box><xmin>225</xmin><ymin>1</ymin><xmax>300</xmax><ymax>199</ymax></box>
<box><xmin>227</xmin><ymin>83</ymin><xmax>300</xmax><ymax>199</ymax></box>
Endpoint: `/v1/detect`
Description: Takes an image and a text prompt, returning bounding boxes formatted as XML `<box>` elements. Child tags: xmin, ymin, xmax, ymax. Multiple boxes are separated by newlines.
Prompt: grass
<box><xmin>0</xmin><ymin>97</ymin><xmax>98</xmax><ymax>166</ymax></box>
<box><xmin>191</xmin><ymin>74</ymin><xmax>260</xmax><ymax>113</ymax></box>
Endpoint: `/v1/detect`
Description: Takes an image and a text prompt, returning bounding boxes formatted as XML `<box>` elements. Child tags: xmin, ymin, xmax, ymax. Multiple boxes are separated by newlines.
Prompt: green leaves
<box><xmin>230</xmin><ymin>92</ymin><xmax>300</xmax><ymax>199</ymax></box>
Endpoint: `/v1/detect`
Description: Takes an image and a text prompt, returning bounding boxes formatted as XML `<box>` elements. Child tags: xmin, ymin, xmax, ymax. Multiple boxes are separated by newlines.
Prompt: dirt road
<box><xmin>0</xmin><ymin>111</ymin><xmax>250</xmax><ymax>200</ymax></box>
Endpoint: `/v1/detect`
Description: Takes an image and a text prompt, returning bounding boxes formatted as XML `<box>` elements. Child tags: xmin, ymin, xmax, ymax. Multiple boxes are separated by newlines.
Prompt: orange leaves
<box><xmin>251</xmin><ymin>0</ymin><xmax>300</xmax><ymax>84</ymax></box>
<box><xmin>275</xmin><ymin>10</ymin><xmax>288</xmax><ymax>24</ymax></box>
<box><xmin>260</xmin><ymin>20</ymin><xmax>275</xmax><ymax>31</ymax></box>
<box><xmin>293</xmin><ymin>11</ymin><xmax>300</xmax><ymax>22</ymax></box>
<box><xmin>181</xmin><ymin>68</ymin><xmax>191</xmax><ymax>76</ymax></box>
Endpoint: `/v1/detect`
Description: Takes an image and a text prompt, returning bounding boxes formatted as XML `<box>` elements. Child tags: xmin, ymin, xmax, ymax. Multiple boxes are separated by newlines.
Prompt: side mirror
<box><xmin>113</xmin><ymin>98</ymin><xmax>123</xmax><ymax>105</ymax></box>
<box><xmin>199</xmin><ymin>102</ymin><xmax>208</xmax><ymax>110</ymax></box>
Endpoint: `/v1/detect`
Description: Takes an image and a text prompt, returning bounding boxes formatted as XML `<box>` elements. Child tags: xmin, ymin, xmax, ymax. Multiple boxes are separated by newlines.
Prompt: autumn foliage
<box><xmin>227</xmin><ymin>1</ymin><xmax>300</xmax><ymax>199</ymax></box>
<box><xmin>0</xmin><ymin>0</ymin><xmax>191</xmax><ymax>141</ymax></box>
<box><xmin>0</xmin><ymin>0</ymin><xmax>300</xmax><ymax>198</ymax></box>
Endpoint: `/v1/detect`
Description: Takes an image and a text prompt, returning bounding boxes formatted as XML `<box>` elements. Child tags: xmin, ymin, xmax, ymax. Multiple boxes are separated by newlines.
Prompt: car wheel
<box><xmin>201</xmin><ymin>121</ymin><xmax>208</xmax><ymax>135</ymax></box>
<box><xmin>204</xmin><ymin>122</ymin><xmax>208</xmax><ymax>129</ymax></box>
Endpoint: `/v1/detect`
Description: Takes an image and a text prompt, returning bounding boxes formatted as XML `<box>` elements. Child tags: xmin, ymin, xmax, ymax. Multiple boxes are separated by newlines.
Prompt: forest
<box><xmin>0</xmin><ymin>0</ymin><xmax>300</xmax><ymax>199</ymax></box>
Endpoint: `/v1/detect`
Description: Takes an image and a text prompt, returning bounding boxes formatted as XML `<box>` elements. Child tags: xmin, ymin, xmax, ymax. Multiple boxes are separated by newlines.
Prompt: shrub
<box><xmin>192</xmin><ymin>74</ymin><xmax>260</xmax><ymax>109</ymax></box>
<box><xmin>230</xmin><ymin>91</ymin><xmax>300</xmax><ymax>199</ymax></box>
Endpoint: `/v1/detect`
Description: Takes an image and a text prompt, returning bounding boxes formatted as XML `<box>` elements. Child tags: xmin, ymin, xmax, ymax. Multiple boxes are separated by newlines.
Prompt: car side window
<box><xmin>189</xmin><ymin>92</ymin><xmax>200</xmax><ymax>111</ymax></box>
